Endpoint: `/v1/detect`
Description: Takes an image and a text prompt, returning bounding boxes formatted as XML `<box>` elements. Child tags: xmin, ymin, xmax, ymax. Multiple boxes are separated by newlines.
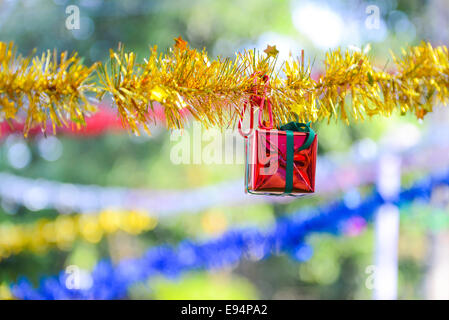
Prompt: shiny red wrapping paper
<box><xmin>245</xmin><ymin>129</ymin><xmax>317</xmax><ymax>195</ymax></box>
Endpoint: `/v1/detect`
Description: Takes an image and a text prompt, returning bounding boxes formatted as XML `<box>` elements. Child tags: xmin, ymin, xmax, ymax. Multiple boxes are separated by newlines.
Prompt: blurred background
<box><xmin>1</xmin><ymin>0</ymin><xmax>449</xmax><ymax>299</ymax></box>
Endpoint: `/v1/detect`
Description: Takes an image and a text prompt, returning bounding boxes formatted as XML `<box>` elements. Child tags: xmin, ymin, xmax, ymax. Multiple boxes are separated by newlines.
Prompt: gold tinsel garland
<box><xmin>0</xmin><ymin>42</ymin><xmax>98</xmax><ymax>136</ymax></box>
<box><xmin>1</xmin><ymin>38</ymin><xmax>448</xmax><ymax>134</ymax></box>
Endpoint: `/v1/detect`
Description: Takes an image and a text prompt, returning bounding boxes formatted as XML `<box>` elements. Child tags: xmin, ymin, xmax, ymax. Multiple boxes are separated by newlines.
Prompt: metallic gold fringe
<box><xmin>0</xmin><ymin>42</ymin><xmax>98</xmax><ymax>136</ymax></box>
<box><xmin>97</xmin><ymin>39</ymin><xmax>449</xmax><ymax>131</ymax></box>
<box><xmin>1</xmin><ymin>39</ymin><xmax>449</xmax><ymax>134</ymax></box>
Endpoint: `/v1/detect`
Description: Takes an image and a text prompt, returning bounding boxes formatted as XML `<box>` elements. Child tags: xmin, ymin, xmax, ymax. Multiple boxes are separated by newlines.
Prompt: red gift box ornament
<box><xmin>238</xmin><ymin>77</ymin><xmax>317</xmax><ymax>196</ymax></box>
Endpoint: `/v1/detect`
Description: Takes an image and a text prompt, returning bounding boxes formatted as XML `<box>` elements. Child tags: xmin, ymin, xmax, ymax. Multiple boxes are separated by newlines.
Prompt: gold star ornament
<box><xmin>174</xmin><ymin>36</ymin><xmax>188</xmax><ymax>51</ymax></box>
<box><xmin>264</xmin><ymin>45</ymin><xmax>279</xmax><ymax>58</ymax></box>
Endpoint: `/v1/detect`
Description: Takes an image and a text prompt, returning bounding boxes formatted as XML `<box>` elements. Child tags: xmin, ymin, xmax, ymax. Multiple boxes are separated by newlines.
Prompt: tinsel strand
<box><xmin>1</xmin><ymin>39</ymin><xmax>448</xmax><ymax>134</ymax></box>
<box><xmin>0</xmin><ymin>42</ymin><xmax>98</xmax><ymax>136</ymax></box>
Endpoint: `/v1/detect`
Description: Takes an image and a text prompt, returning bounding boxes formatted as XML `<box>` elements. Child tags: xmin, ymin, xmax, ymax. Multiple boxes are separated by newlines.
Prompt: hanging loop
<box><xmin>258</xmin><ymin>98</ymin><xmax>273</xmax><ymax>130</ymax></box>
<box><xmin>257</xmin><ymin>75</ymin><xmax>273</xmax><ymax>130</ymax></box>
<box><xmin>238</xmin><ymin>73</ymin><xmax>273</xmax><ymax>137</ymax></box>
<box><xmin>238</xmin><ymin>100</ymin><xmax>255</xmax><ymax>138</ymax></box>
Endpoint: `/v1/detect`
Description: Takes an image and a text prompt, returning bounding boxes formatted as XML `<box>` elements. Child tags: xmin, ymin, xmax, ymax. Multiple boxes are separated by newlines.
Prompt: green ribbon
<box><xmin>279</xmin><ymin>121</ymin><xmax>315</xmax><ymax>194</ymax></box>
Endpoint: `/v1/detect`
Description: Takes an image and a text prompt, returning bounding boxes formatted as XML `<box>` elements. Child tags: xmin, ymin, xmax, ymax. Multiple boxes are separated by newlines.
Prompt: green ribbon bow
<box><xmin>279</xmin><ymin>121</ymin><xmax>315</xmax><ymax>194</ymax></box>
